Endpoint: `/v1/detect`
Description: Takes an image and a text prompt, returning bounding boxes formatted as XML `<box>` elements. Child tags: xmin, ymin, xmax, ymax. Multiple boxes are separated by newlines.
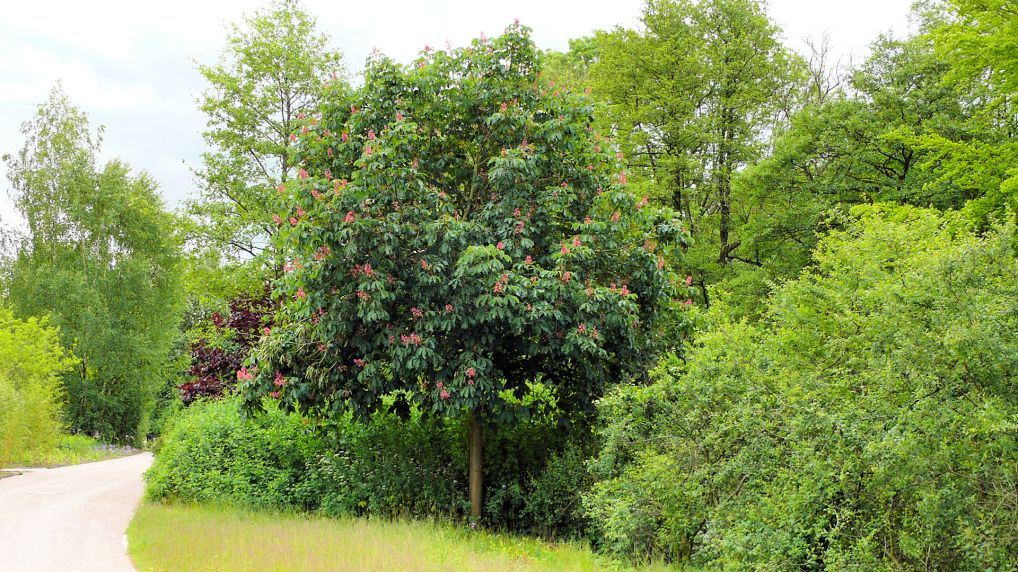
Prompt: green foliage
<box><xmin>586</xmin><ymin>206</ymin><xmax>1017</xmax><ymax>569</ymax></box>
<box><xmin>3</xmin><ymin>87</ymin><xmax>184</xmax><ymax>443</ymax></box>
<box><xmin>918</xmin><ymin>1</ymin><xmax>1018</xmax><ymax>224</ymax></box>
<box><xmin>246</xmin><ymin>23</ymin><xmax>688</xmax><ymax>427</ymax></box>
<box><xmin>589</xmin><ymin>0</ymin><xmax>801</xmax><ymax>285</ymax></box>
<box><xmin>145</xmin><ymin>397</ymin><xmax>319</xmax><ymax>509</ymax></box>
<box><xmin>0</xmin><ymin>306</ymin><xmax>77</xmax><ymax>466</ymax></box>
<box><xmin>189</xmin><ymin>0</ymin><xmax>348</xmax><ymax>267</ymax></box>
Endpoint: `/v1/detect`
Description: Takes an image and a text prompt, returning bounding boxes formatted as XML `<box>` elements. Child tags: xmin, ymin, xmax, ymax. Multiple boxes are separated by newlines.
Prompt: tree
<box><xmin>588</xmin><ymin>0</ymin><xmax>801</xmax><ymax>305</ymax></box>
<box><xmin>3</xmin><ymin>87</ymin><xmax>184</xmax><ymax>443</ymax></box>
<box><xmin>189</xmin><ymin>0</ymin><xmax>348</xmax><ymax>269</ymax></box>
<box><xmin>242</xmin><ymin>24</ymin><xmax>691</xmax><ymax>520</ymax></box>
<box><xmin>918</xmin><ymin>0</ymin><xmax>1018</xmax><ymax>223</ymax></box>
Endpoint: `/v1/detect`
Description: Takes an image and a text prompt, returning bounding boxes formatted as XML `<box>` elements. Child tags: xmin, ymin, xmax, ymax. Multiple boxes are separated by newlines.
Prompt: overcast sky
<box><xmin>0</xmin><ymin>0</ymin><xmax>916</xmax><ymax>229</ymax></box>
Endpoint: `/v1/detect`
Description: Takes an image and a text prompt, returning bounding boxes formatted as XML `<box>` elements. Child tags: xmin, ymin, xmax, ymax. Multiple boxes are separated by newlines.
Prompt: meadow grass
<box><xmin>127</xmin><ymin>502</ymin><xmax>678</xmax><ymax>572</ymax></box>
<box><xmin>0</xmin><ymin>434</ymin><xmax>132</xmax><ymax>468</ymax></box>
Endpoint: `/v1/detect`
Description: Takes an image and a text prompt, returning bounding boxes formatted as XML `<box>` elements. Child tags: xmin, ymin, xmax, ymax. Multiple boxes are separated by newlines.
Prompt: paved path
<box><xmin>0</xmin><ymin>453</ymin><xmax>152</xmax><ymax>572</ymax></box>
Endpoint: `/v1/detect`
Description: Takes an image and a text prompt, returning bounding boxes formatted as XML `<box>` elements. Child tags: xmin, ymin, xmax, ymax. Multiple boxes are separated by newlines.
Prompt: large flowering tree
<box><xmin>242</xmin><ymin>23</ymin><xmax>691</xmax><ymax>520</ymax></box>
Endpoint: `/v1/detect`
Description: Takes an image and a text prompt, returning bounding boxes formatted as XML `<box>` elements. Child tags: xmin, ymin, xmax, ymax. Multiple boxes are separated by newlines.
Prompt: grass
<box><xmin>0</xmin><ymin>434</ymin><xmax>134</xmax><ymax>468</ymax></box>
<box><xmin>127</xmin><ymin>503</ymin><xmax>678</xmax><ymax>572</ymax></box>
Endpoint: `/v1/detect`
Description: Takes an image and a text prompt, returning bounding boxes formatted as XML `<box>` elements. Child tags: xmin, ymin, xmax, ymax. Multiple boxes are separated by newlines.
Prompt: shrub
<box><xmin>145</xmin><ymin>397</ymin><xmax>319</xmax><ymax>509</ymax></box>
<box><xmin>0</xmin><ymin>307</ymin><xmax>77</xmax><ymax>467</ymax></box>
<box><xmin>146</xmin><ymin>392</ymin><xmax>596</xmax><ymax>539</ymax></box>
<box><xmin>586</xmin><ymin>206</ymin><xmax>1018</xmax><ymax>569</ymax></box>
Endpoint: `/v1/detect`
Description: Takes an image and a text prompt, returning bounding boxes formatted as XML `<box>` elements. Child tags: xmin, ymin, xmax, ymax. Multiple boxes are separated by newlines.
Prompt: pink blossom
<box><xmin>440</xmin><ymin>389</ymin><xmax>451</xmax><ymax>400</ymax></box>
<box><xmin>467</xmin><ymin>367</ymin><xmax>476</xmax><ymax>379</ymax></box>
<box><xmin>499</xmin><ymin>102</ymin><xmax>508</xmax><ymax>113</ymax></box>
<box><xmin>296</xmin><ymin>206</ymin><xmax>306</xmax><ymax>218</ymax></box>
<box><xmin>273</xmin><ymin>213</ymin><xmax>283</xmax><ymax>226</ymax></box>
<box><xmin>561</xmin><ymin>244</ymin><xmax>569</xmax><ymax>255</ymax></box>
<box><xmin>572</xmin><ymin>236</ymin><xmax>581</xmax><ymax>248</ymax></box>
<box><xmin>620</xmin><ymin>284</ymin><xmax>630</xmax><ymax>296</ymax></box>
<box><xmin>684</xmin><ymin>298</ymin><xmax>693</xmax><ymax>306</ymax></box>
<box><xmin>263</xmin><ymin>327</ymin><xmax>271</xmax><ymax>336</ymax></box>
<box><xmin>277</xmin><ymin>183</ymin><xmax>286</xmax><ymax>193</ymax></box>
<box><xmin>396</xmin><ymin>111</ymin><xmax>405</xmax><ymax>121</ymax></box>
<box><xmin>296</xmin><ymin>287</ymin><xmax>306</xmax><ymax>300</ymax></box>
<box><xmin>236</xmin><ymin>367</ymin><xmax>254</xmax><ymax>381</ymax></box>
<box><xmin>525</xmin><ymin>255</ymin><xmax>533</xmax><ymax>265</ymax></box>
<box><xmin>577</xmin><ymin>323</ymin><xmax>586</xmax><ymax>334</ymax></box>
<box><xmin>341</xmin><ymin>131</ymin><xmax>349</xmax><ymax>142</ymax></box>
<box><xmin>353</xmin><ymin>358</ymin><xmax>366</xmax><ymax>367</ymax></box>
<box><xmin>562</xmin><ymin>271</ymin><xmax>571</xmax><ymax>283</ymax></box>
<box><xmin>350</xmin><ymin>105</ymin><xmax>359</xmax><ymax>114</ymax></box>
<box><xmin>274</xmin><ymin>372</ymin><xmax>286</xmax><ymax>387</ymax></box>
<box><xmin>289</xmin><ymin>217</ymin><xmax>299</xmax><ymax>226</ymax></box>
<box><xmin>344</xmin><ymin>211</ymin><xmax>356</xmax><ymax>223</ymax></box>
<box><xmin>515</xmin><ymin>221</ymin><xmax>525</xmax><ymax>234</ymax></box>
<box><xmin>493</xmin><ymin>281</ymin><xmax>503</xmax><ymax>293</ymax></box>
<box><xmin>311</xmin><ymin>190</ymin><xmax>323</xmax><ymax>200</ymax></box>
<box><xmin>401</xmin><ymin>334</ymin><xmax>410</xmax><ymax>345</ymax></box>
<box><xmin>299</xmin><ymin>169</ymin><xmax>309</xmax><ymax>180</ymax></box>
<box><xmin>585</xmin><ymin>216</ymin><xmax>592</xmax><ymax>225</ymax></box>
<box><xmin>270</xmin><ymin>391</ymin><xmax>281</xmax><ymax>399</ymax></box>
<box><xmin>364</xmin><ymin>145</ymin><xmax>373</xmax><ymax>156</ymax></box>
<box><xmin>686</xmin><ymin>275</ymin><xmax>693</xmax><ymax>286</ymax></box>
<box><xmin>328</xmin><ymin>147</ymin><xmax>334</xmax><ymax>157</ymax></box>
<box><xmin>411</xmin><ymin>307</ymin><xmax>424</xmax><ymax>319</ymax></box>
<box><xmin>611</xmin><ymin>211</ymin><xmax>621</xmax><ymax>223</ymax></box>
<box><xmin>367</xmin><ymin>129</ymin><xmax>376</xmax><ymax>140</ymax></box>
<box><xmin>497</xmin><ymin>241</ymin><xmax>504</xmax><ymax>250</ymax></box>
<box><xmin>619</xmin><ymin>171</ymin><xmax>628</xmax><ymax>185</ymax></box>
<box><xmin>445</xmin><ymin>304</ymin><xmax>454</xmax><ymax>313</ymax></box>
<box><xmin>357</xmin><ymin>290</ymin><xmax>370</xmax><ymax>301</ymax></box>
<box><xmin>616</xmin><ymin>151</ymin><xmax>624</xmax><ymax>160</ymax></box>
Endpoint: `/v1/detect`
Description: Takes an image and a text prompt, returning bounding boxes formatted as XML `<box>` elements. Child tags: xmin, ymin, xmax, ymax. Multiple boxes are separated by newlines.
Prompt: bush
<box><xmin>146</xmin><ymin>393</ymin><xmax>596</xmax><ymax>539</ymax></box>
<box><xmin>145</xmin><ymin>397</ymin><xmax>320</xmax><ymax>509</ymax></box>
<box><xmin>308</xmin><ymin>406</ymin><xmax>593</xmax><ymax>539</ymax></box>
<box><xmin>586</xmin><ymin>206</ymin><xmax>1018</xmax><ymax>569</ymax></box>
<box><xmin>0</xmin><ymin>308</ymin><xmax>77</xmax><ymax>467</ymax></box>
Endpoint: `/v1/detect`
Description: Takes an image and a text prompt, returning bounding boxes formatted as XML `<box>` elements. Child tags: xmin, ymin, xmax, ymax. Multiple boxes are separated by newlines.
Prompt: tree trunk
<box><xmin>468</xmin><ymin>409</ymin><xmax>483</xmax><ymax>522</ymax></box>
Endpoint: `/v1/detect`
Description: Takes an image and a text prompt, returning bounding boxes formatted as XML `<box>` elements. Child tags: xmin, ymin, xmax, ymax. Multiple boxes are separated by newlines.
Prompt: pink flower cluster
<box><xmin>236</xmin><ymin>367</ymin><xmax>254</xmax><ymax>381</ymax></box>
<box><xmin>274</xmin><ymin>371</ymin><xmax>287</xmax><ymax>387</ymax></box>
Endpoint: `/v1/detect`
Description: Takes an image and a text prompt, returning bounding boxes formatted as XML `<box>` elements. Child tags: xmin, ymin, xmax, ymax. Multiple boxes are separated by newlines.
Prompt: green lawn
<box><xmin>127</xmin><ymin>503</ymin><xmax>677</xmax><ymax>572</ymax></box>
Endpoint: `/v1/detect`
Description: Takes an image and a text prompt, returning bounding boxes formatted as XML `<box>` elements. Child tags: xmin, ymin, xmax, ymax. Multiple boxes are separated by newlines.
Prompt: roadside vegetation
<box><xmin>1</xmin><ymin>0</ymin><xmax>1015</xmax><ymax>569</ymax></box>
<box><xmin>127</xmin><ymin>502</ymin><xmax>675</xmax><ymax>572</ymax></box>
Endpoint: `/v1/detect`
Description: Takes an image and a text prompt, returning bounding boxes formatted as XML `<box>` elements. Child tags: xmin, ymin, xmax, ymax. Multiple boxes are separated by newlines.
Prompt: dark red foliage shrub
<box><xmin>179</xmin><ymin>292</ymin><xmax>273</xmax><ymax>405</ymax></box>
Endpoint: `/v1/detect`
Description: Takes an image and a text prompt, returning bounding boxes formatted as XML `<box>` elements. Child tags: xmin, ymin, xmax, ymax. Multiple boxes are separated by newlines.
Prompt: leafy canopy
<box><xmin>243</xmin><ymin>23</ymin><xmax>690</xmax><ymax>424</ymax></box>
<box><xmin>3</xmin><ymin>87</ymin><xmax>184</xmax><ymax>443</ymax></box>
<box><xmin>587</xmin><ymin>205</ymin><xmax>1017</xmax><ymax>569</ymax></box>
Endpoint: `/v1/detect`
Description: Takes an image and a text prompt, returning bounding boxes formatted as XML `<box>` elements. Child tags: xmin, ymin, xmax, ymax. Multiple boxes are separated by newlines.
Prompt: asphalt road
<box><xmin>0</xmin><ymin>452</ymin><xmax>152</xmax><ymax>572</ymax></box>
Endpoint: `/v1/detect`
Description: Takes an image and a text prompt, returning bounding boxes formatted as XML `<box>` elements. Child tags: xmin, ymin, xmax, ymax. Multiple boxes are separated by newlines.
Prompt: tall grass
<box><xmin>128</xmin><ymin>503</ymin><xmax>679</xmax><ymax>572</ymax></box>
